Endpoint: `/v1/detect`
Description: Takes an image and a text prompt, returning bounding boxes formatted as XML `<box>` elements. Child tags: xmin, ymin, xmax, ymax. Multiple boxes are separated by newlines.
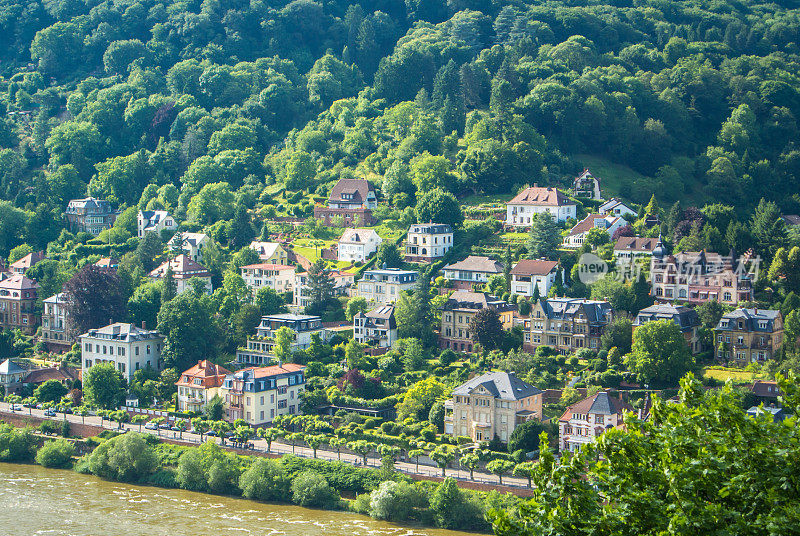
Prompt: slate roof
<box><xmin>339</xmin><ymin>228</ymin><xmax>380</xmax><ymax>244</ymax></box>
<box><xmin>511</xmin><ymin>259</ymin><xmax>559</xmax><ymax>276</ymax></box>
<box><xmin>507</xmin><ymin>186</ymin><xmax>573</xmax><ymax>207</ymax></box>
<box><xmin>443</xmin><ymin>255</ymin><xmax>503</xmax><ymax>274</ymax></box>
<box><xmin>599</xmin><ymin>198</ymin><xmax>633</xmax><ymax>214</ymax></box>
<box><xmin>559</xmin><ymin>391</ymin><xmax>633</xmax><ymax>421</ymax></box>
<box><xmin>355</xmin><ymin>305</ymin><xmax>397</xmax><ymax>329</ymax></box>
<box><xmin>0</xmin><ymin>359</ymin><xmax>25</xmax><ymax>375</ymax></box>
<box><xmin>452</xmin><ymin>371</ymin><xmax>542</xmax><ymax>401</ymax></box>
<box><xmin>539</xmin><ymin>297</ymin><xmax>612</xmax><ymax>323</ymax></box>
<box><xmin>81</xmin><ymin>322</ymin><xmax>163</xmax><ymax>342</ymax></box>
<box><xmin>750</xmin><ymin>380</ymin><xmax>781</xmax><ymax>399</ymax></box>
<box><xmin>714</xmin><ymin>309</ymin><xmax>781</xmax><ymax>332</ymax></box>
<box><xmin>634</xmin><ymin>304</ymin><xmax>700</xmax><ymax>332</ymax></box>
<box><xmin>24</xmin><ymin>366</ymin><xmax>79</xmax><ymax>385</ymax></box>
<box><xmin>409</xmin><ymin>223</ymin><xmax>452</xmax><ymax>234</ymax></box>
<box><xmin>328</xmin><ymin>179</ymin><xmax>375</xmax><ymax>204</ymax></box>
<box><xmin>66</xmin><ymin>197</ymin><xmax>114</xmax><ymax>212</ymax></box>
<box><xmin>139</xmin><ymin>210</ymin><xmax>173</xmax><ymax>230</ymax></box>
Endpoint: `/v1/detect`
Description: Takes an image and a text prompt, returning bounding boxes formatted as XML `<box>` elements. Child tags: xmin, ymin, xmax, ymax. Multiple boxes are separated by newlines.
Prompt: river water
<box><xmin>0</xmin><ymin>463</ymin><xmax>475</xmax><ymax>536</ymax></box>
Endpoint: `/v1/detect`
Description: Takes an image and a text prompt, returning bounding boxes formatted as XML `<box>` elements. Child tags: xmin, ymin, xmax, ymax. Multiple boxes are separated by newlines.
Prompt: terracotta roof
<box><xmin>0</xmin><ymin>274</ymin><xmax>39</xmax><ymax>291</ymax></box>
<box><xmin>176</xmin><ymin>360</ymin><xmax>231</xmax><ymax>388</ymax></box>
<box><xmin>559</xmin><ymin>391</ymin><xmax>633</xmax><ymax>422</ymax></box>
<box><xmin>234</xmin><ymin>363</ymin><xmax>305</xmax><ymax>379</ymax></box>
<box><xmin>10</xmin><ymin>251</ymin><xmax>45</xmax><ymax>270</ymax></box>
<box><xmin>441</xmin><ymin>290</ymin><xmax>513</xmax><ymax>311</ymax></box>
<box><xmin>241</xmin><ymin>263</ymin><xmax>294</xmax><ymax>271</ymax></box>
<box><xmin>568</xmin><ymin>213</ymin><xmax>603</xmax><ymax>236</ymax></box>
<box><xmin>328</xmin><ymin>179</ymin><xmax>374</xmax><ymax>204</ymax></box>
<box><xmin>750</xmin><ymin>380</ymin><xmax>781</xmax><ymax>398</ymax></box>
<box><xmin>443</xmin><ymin>255</ymin><xmax>503</xmax><ymax>274</ymax></box>
<box><xmin>94</xmin><ymin>257</ymin><xmax>119</xmax><ymax>268</ymax></box>
<box><xmin>510</xmin><ymin>259</ymin><xmax>559</xmax><ymax>276</ymax></box>
<box><xmin>149</xmin><ymin>254</ymin><xmax>211</xmax><ymax>279</ymax></box>
<box><xmin>507</xmin><ymin>186</ymin><xmax>572</xmax><ymax>207</ymax></box>
<box><xmin>24</xmin><ymin>366</ymin><xmax>79</xmax><ymax>385</ymax></box>
<box><xmin>614</xmin><ymin>236</ymin><xmax>658</xmax><ymax>252</ymax></box>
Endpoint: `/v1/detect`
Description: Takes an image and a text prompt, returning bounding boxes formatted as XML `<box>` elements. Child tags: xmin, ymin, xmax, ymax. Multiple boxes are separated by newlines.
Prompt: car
<box><xmin>36</xmin><ymin>404</ymin><xmax>44</xmax><ymax>409</ymax></box>
<box><xmin>61</xmin><ymin>408</ymin><xmax>73</xmax><ymax>414</ymax></box>
<box><xmin>43</xmin><ymin>409</ymin><xmax>56</xmax><ymax>417</ymax></box>
<box><xmin>205</xmin><ymin>430</ymin><xmax>217</xmax><ymax>437</ymax></box>
<box><xmin>144</xmin><ymin>423</ymin><xmax>158</xmax><ymax>430</ymax></box>
<box><xmin>10</xmin><ymin>404</ymin><xmax>22</xmax><ymax>411</ymax></box>
<box><xmin>22</xmin><ymin>402</ymin><xmax>35</xmax><ymax>408</ymax></box>
<box><xmin>170</xmin><ymin>426</ymin><xmax>181</xmax><ymax>432</ymax></box>
<box><xmin>159</xmin><ymin>423</ymin><xmax>171</xmax><ymax>430</ymax></box>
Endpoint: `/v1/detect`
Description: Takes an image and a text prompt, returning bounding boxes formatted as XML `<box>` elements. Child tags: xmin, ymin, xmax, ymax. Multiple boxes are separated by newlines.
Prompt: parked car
<box><xmin>43</xmin><ymin>409</ymin><xmax>56</xmax><ymax>417</ymax></box>
<box><xmin>10</xmin><ymin>404</ymin><xmax>22</xmax><ymax>411</ymax></box>
<box><xmin>158</xmin><ymin>423</ymin><xmax>171</xmax><ymax>430</ymax></box>
<box><xmin>61</xmin><ymin>408</ymin><xmax>73</xmax><ymax>414</ymax></box>
<box><xmin>144</xmin><ymin>423</ymin><xmax>158</xmax><ymax>430</ymax></box>
<box><xmin>170</xmin><ymin>426</ymin><xmax>181</xmax><ymax>432</ymax></box>
<box><xmin>205</xmin><ymin>430</ymin><xmax>217</xmax><ymax>437</ymax></box>
<box><xmin>22</xmin><ymin>402</ymin><xmax>35</xmax><ymax>408</ymax></box>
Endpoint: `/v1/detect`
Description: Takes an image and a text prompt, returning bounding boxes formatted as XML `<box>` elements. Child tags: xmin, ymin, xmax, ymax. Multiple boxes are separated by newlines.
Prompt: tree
<box><xmin>471</xmin><ymin>307</ymin><xmax>504</xmax><ymax>350</ymax></box>
<box><xmin>258</xmin><ymin>427</ymin><xmax>285</xmax><ymax>453</ymax></box>
<box><xmin>132</xmin><ymin>414</ymin><xmax>149</xmax><ymax>432</ymax></box>
<box><xmin>161</xmin><ymin>263</ymin><xmax>177</xmax><ymax>303</ymax></box>
<box><xmin>415</xmin><ymin>188</ymin><xmax>464</xmax><ymax>229</ymax></box>
<box><xmin>527</xmin><ymin>212</ymin><xmax>561</xmax><ymax>259</ymax></box>
<box><xmin>87</xmin><ymin>432</ymin><xmax>158</xmax><ymax>482</ymax></box>
<box><xmin>63</xmin><ymin>265</ymin><xmax>126</xmax><ymax>336</ymax></box>
<box><xmin>409</xmin><ymin>448</ymin><xmax>425</xmax><ymax>471</ymax></box>
<box><xmin>239</xmin><ymin>458</ymin><xmax>289</xmax><ymax>501</ymax></box>
<box><xmin>430</xmin><ymin>444</ymin><xmax>456</xmax><ymax>476</ymax></box>
<box><xmin>645</xmin><ymin>194</ymin><xmax>659</xmax><ymax>216</ymax></box>
<box><xmin>486</xmin><ymin>459</ymin><xmax>515</xmax><ymax>485</ymax></box>
<box><xmin>274</xmin><ymin>326</ymin><xmax>294</xmax><ymax>364</ymax></box>
<box><xmin>157</xmin><ymin>291</ymin><xmax>220</xmax><ymax>371</ymax></box>
<box><xmin>255</xmin><ymin>287</ymin><xmax>288</xmax><ymax>316</ymax></box>
<box><xmin>305</xmin><ymin>258</ymin><xmax>334</xmax><ymax>310</ymax></box>
<box><xmin>625</xmin><ymin>319</ymin><xmax>694</xmax><ymax>384</ymax></box>
<box><xmin>459</xmin><ymin>452</ymin><xmax>480</xmax><ymax>480</ymax></box>
<box><xmin>292</xmin><ymin>470</ymin><xmax>339</xmax><ymax>508</ymax></box>
<box><xmin>83</xmin><ymin>363</ymin><xmax>125</xmax><ymax>409</ymax></box>
<box><xmin>513</xmin><ymin>461</ymin><xmax>536</xmax><ymax>487</ymax></box>
<box><xmin>429</xmin><ymin>478</ymin><xmax>466</xmax><ymax>529</ymax></box>
<box><xmin>600</xmin><ymin>316</ymin><xmax>634</xmax><ymax>354</ymax></box>
<box><xmin>36</xmin><ymin>438</ymin><xmax>75</xmax><ymax>468</ymax></box>
<box><xmin>508</xmin><ymin>419</ymin><xmax>547</xmax><ymax>453</ymax></box>
<box><xmin>395</xmin><ymin>275</ymin><xmax>435</xmax><ymax>345</ymax></box>
<box><xmin>345</xmin><ymin>296</ymin><xmax>368</xmax><ymax>321</ymax></box>
<box><xmin>397</xmin><ymin>377</ymin><xmax>448</xmax><ymax>420</ymax></box>
<box><xmin>204</xmin><ymin>394</ymin><xmax>224</xmax><ymax>421</ymax></box>
<box><xmin>375</xmin><ymin>242</ymin><xmax>403</xmax><ymax>269</ymax></box>
<box><xmin>347</xmin><ymin>440</ymin><xmax>374</xmax><ymax>465</ymax></box>
<box><xmin>127</xmin><ymin>282</ymin><xmax>161</xmax><ymax>331</ymax></box>
<box><xmin>305</xmin><ymin>434</ymin><xmax>327</xmax><ymax>458</ymax></box>
<box><xmin>751</xmin><ymin>198</ymin><xmax>786</xmax><ymax>262</ymax></box>
<box><xmin>34</xmin><ymin>379</ymin><xmax>68</xmax><ymax>404</ymax></box>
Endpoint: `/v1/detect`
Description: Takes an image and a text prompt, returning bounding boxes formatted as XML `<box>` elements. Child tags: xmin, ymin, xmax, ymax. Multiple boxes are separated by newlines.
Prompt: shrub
<box><xmin>60</xmin><ymin>419</ymin><xmax>71</xmax><ymax>437</ymax></box>
<box><xmin>39</xmin><ymin>421</ymin><xmax>59</xmax><ymax>435</ymax></box>
<box><xmin>148</xmin><ymin>468</ymin><xmax>178</xmax><ymax>488</ymax></box>
<box><xmin>369</xmin><ymin>481</ymin><xmax>427</xmax><ymax>522</ymax></box>
<box><xmin>86</xmin><ymin>432</ymin><xmax>159</xmax><ymax>482</ymax></box>
<box><xmin>239</xmin><ymin>458</ymin><xmax>289</xmax><ymax>501</ymax></box>
<box><xmin>291</xmin><ymin>470</ymin><xmax>340</xmax><ymax>508</ymax></box>
<box><xmin>0</xmin><ymin>424</ymin><xmax>35</xmax><ymax>462</ymax></box>
<box><xmin>35</xmin><ymin>438</ymin><xmax>75</xmax><ymax>468</ymax></box>
<box><xmin>351</xmin><ymin>492</ymin><xmax>372</xmax><ymax>514</ymax></box>
<box><xmin>430</xmin><ymin>478</ymin><xmax>469</xmax><ymax>529</ymax></box>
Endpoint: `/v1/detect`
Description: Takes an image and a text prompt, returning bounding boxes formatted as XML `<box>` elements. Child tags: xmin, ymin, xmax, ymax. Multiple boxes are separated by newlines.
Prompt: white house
<box><xmin>563</xmin><ymin>213</ymin><xmax>625</xmax><ymax>248</ymax></box>
<box><xmin>613</xmin><ymin>236</ymin><xmax>660</xmax><ymax>260</ymax></box>
<box><xmin>171</xmin><ymin>232</ymin><xmax>210</xmax><ymax>262</ymax></box>
<box><xmin>79</xmin><ymin>322</ymin><xmax>164</xmax><ymax>382</ymax></box>
<box><xmin>249</xmin><ymin>241</ymin><xmax>289</xmax><ymax>265</ymax></box>
<box><xmin>241</xmin><ymin>263</ymin><xmax>295</xmax><ymax>295</ymax></box>
<box><xmin>138</xmin><ymin>210</ymin><xmax>177</xmax><ymax>238</ymax></box>
<box><xmin>236</xmin><ymin>314</ymin><xmax>331</xmax><ymax>366</ymax></box>
<box><xmin>353</xmin><ymin>305</ymin><xmax>398</xmax><ymax>348</ymax></box>
<box><xmin>559</xmin><ymin>391</ymin><xmax>632</xmax><ymax>453</ymax></box>
<box><xmin>599</xmin><ymin>198</ymin><xmax>636</xmax><ymax>218</ymax></box>
<box><xmin>149</xmin><ymin>254</ymin><xmax>213</xmax><ymax>295</ymax></box>
<box><xmin>405</xmin><ymin>223</ymin><xmax>453</xmax><ymax>262</ymax></box>
<box><xmin>572</xmin><ymin>169</ymin><xmax>602</xmax><ymax>200</ymax></box>
<box><xmin>506</xmin><ymin>185</ymin><xmax>577</xmax><ymax>226</ymax></box>
<box><xmin>510</xmin><ymin>259</ymin><xmax>560</xmax><ymax>297</ymax></box>
<box><xmin>338</xmin><ymin>228</ymin><xmax>382</xmax><ymax>263</ymax></box>
<box><xmin>356</xmin><ymin>268</ymin><xmax>418</xmax><ymax>305</ymax></box>
<box><xmin>442</xmin><ymin>255</ymin><xmax>504</xmax><ymax>290</ymax></box>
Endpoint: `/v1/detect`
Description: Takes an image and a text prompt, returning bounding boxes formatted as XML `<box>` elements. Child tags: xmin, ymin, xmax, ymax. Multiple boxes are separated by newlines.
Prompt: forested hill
<box><xmin>2</xmin><ymin>0</ymin><xmax>800</xmax><ymax>253</ymax></box>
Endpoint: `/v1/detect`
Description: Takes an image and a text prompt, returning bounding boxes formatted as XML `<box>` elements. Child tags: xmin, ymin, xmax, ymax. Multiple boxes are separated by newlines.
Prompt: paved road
<box><xmin>1</xmin><ymin>403</ymin><xmax>532</xmax><ymax>489</ymax></box>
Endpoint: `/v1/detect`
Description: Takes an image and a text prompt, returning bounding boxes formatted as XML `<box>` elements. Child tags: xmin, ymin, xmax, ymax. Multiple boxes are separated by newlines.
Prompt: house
<box><xmin>171</xmin><ymin>232</ymin><xmax>210</xmax><ymax>262</ymax></box>
<box><xmin>314</xmin><ymin>178</ymin><xmax>377</xmax><ymax>226</ymax></box>
<box><xmin>79</xmin><ymin>322</ymin><xmax>164</xmax><ymax>382</ymax></box>
<box><xmin>510</xmin><ymin>259</ymin><xmax>560</xmax><ymax>298</ymax></box>
<box><xmin>404</xmin><ymin>223</ymin><xmax>453</xmax><ymax>263</ymax></box>
<box><xmin>506</xmin><ymin>184</ymin><xmax>577</xmax><ymax>226</ymax></box>
<box><xmin>0</xmin><ymin>359</ymin><xmax>26</xmax><ymax>395</ymax></box>
<box><xmin>138</xmin><ymin>210</ymin><xmax>177</xmax><ymax>238</ymax></box>
<box><xmin>563</xmin><ymin>213</ymin><xmax>625</xmax><ymax>248</ymax></box>
<box><xmin>241</xmin><ymin>263</ymin><xmax>294</xmax><ymax>295</ymax></box>
<box><xmin>445</xmin><ymin>371</ymin><xmax>543</xmax><ymax>443</ymax></box>
<box><xmin>651</xmin><ymin>249</ymin><xmax>753</xmax><ymax>305</ymax></box>
<box><xmin>442</xmin><ymin>256</ymin><xmax>504</xmax><ymax>290</ymax></box>
<box><xmin>175</xmin><ymin>360</ymin><xmax>231</xmax><ymax>413</ymax></box>
<box><xmin>249</xmin><ymin>241</ymin><xmax>289</xmax><ymax>265</ymax></box>
<box><xmin>220</xmin><ymin>363</ymin><xmax>306</xmax><ymax>426</ymax></box>
<box><xmin>353</xmin><ymin>305</ymin><xmax>397</xmax><ymax>348</ymax></box>
<box><xmin>559</xmin><ymin>391</ymin><xmax>632</xmax><ymax>452</ymax></box>
<box><xmin>236</xmin><ymin>314</ymin><xmax>330</xmax><ymax>365</ymax></box>
<box><xmin>713</xmin><ymin>309</ymin><xmax>783</xmax><ymax>365</ymax></box>
<box><xmin>572</xmin><ymin>169</ymin><xmax>602</xmax><ymax>200</ymax></box>
<box><xmin>293</xmin><ymin>270</ymin><xmax>354</xmax><ymax>310</ymax></box>
<box><xmin>746</xmin><ymin>405</ymin><xmax>788</xmax><ymax>422</ymax></box>
<box><xmin>599</xmin><ymin>198</ymin><xmax>636</xmax><ymax>218</ymax></box>
<box><xmin>356</xmin><ymin>268</ymin><xmax>418</xmax><ymax>305</ymax></box>
<box><xmin>750</xmin><ymin>380</ymin><xmax>781</xmax><ymax>405</ymax></box>
<box><xmin>41</xmin><ymin>293</ymin><xmax>73</xmax><ymax>352</ymax></box>
<box><xmin>634</xmin><ymin>304</ymin><xmax>703</xmax><ymax>354</ymax></box>
<box><xmin>0</xmin><ymin>275</ymin><xmax>39</xmax><ymax>333</ymax></box>
<box><xmin>527</xmin><ymin>298</ymin><xmax>613</xmax><ymax>354</ymax></box>
<box><xmin>613</xmin><ymin>236</ymin><xmax>661</xmax><ymax>259</ymax></box>
<box><xmin>94</xmin><ymin>257</ymin><xmax>119</xmax><ymax>270</ymax></box>
<box><xmin>439</xmin><ymin>291</ymin><xmax>515</xmax><ymax>352</ymax></box>
<box><xmin>337</xmin><ymin>228</ymin><xmax>382</xmax><ymax>263</ymax></box>
<box><xmin>781</xmin><ymin>215</ymin><xmax>800</xmax><ymax>227</ymax></box>
<box><xmin>149</xmin><ymin>254</ymin><xmax>213</xmax><ymax>295</ymax></box>
<box><xmin>9</xmin><ymin>251</ymin><xmax>45</xmax><ymax>275</ymax></box>
<box><xmin>65</xmin><ymin>197</ymin><xmax>118</xmax><ymax>235</ymax></box>
<box><xmin>23</xmin><ymin>366</ymin><xmax>80</xmax><ymax>390</ymax></box>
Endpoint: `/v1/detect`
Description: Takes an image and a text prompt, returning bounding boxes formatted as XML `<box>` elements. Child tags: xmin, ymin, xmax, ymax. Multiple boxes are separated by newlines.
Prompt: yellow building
<box><xmin>439</xmin><ymin>290</ymin><xmax>514</xmax><ymax>353</ymax></box>
<box><xmin>220</xmin><ymin>363</ymin><xmax>306</xmax><ymax>426</ymax></box>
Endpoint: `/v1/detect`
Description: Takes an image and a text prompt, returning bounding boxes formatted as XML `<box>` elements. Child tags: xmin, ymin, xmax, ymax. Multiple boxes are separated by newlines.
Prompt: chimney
<box><xmin>533</xmin><ymin>183</ymin><xmax>538</xmax><ymax>188</ymax></box>
<box><xmin>142</xmin><ymin>321</ymin><xmax>146</xmax><ymax>330</ymax></box>
<box><xmin>108</xmin><ymin>318</ymin><xmax>113</xmax><ymax>325</ymax></box>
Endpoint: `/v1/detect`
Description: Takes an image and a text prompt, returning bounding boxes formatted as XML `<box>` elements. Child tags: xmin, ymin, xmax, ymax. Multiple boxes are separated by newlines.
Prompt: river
<box><xmin>0</xmin><ymin>463</ymin><xmax>478</xmax><ymax>536</ymax></box>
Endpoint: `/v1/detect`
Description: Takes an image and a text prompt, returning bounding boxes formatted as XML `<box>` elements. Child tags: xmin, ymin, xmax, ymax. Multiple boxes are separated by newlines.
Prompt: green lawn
<box><xmin>459</xmin><ymin>193</ymin><xmax>514</xmax><ymax>206</ymax></box>
<box><xmin>292</xmin><ymin>239</ymin><xmax>354</xmax><ymax>270</ymax></box>
<box><xmin>573</xmin><ymin>153</ymin><xmax>649</xmax><ymax>199</ymax></box>
<box><xmin>702</xmin><ymin>366</ymin><xmax>764</xmax><ymax>385</ymax></box>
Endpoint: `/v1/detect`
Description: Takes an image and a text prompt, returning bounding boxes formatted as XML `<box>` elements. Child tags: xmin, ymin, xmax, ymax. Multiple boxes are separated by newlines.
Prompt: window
<box><xmin>278</xmin><ymin>400</ymin><xmax>287</xmax><ymax>409</ymax></box>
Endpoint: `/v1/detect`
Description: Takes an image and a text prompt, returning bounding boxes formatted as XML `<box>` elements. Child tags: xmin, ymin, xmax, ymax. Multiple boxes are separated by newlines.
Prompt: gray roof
<box><xmin>80</xmin><ymin>323</ymin><xmax>163</xmax><ymax>342</ymax></box>
<box><xmin>715</xmin><ymin>309</ymin><xmax>781</xmax><ymax>332</ymax></box>
<box><xmin>0</xmin><ymin>359</ymin><xmax>25</xmax><ymax>375</ymax></box>
<box><xmin>452</xmin><ymin>371</ymin><xmax>542</xmax><ymax>401</ymax></box>
<box><xmin>443</xmin><ymin>255</ymin><xmax>503</xmax><ymax>274</ymax></box>
<box><xmin>409</xmin><ymin>223</ymin><xmax>452</xmax><ymax>234</ymax></box>
<box><xmin>635</xmin><ymin>304</ymin><xmax>700</xmax><ymax>331</ymax></box>
<box><xmin>265</xmin><ymin>313</ymin><xmax>321</xmax><ymax>321</ymax></box>
<box><xmin>540</xmin><ymin>298</ymin><xmax>612</xmax><ymax>324</ymax></box>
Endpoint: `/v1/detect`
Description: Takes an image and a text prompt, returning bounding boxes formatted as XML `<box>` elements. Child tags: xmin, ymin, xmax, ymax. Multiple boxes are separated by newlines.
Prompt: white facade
<box><xmin>241</xmin><ymin>264</ymin><xmax>294</xmax><ymax>295</ymax></box>
<box><xmin>405</xmin><ymin>223</ymin><xmax>453</xmax><ymax>261</ymax></box>
<box><xmin>79</xmin><ymin>323</ymin><xmax>163</xmax><ymax>382</ymax></box>
<box><xmin>353</xmin><ymin>305</ymin><xmax>397</xmax><ymax>348</ymax></box>
<box><xmin>506</xmin><ymin>186</ymin><xmax>577</xmax><ymax>226</ymax></box>
<box><xmin>558</xmin><ymin>391</ymin><xmax>629</xmax><ymax>453</ymax></box>
<box><xmin>337</xmin><ymin>228</ymin><xmax>382</xmax><ymax>263</ymax></box>
<box><xmin>510</xmin><ymin>260</ymin><xmax>560</xmax><ymax>297</ymax></box>
<box><xmin>236</xmin><ymin>314</ymin><xmax>331</xmax><ymax>365</ymax></box>
<box><xmin>599</xmin><ymin>198</ymin><xmax>636</xmax><ymax>218</ymax></box>
<box><xmin>563</xmin><ymin>214</ymin><xmax>625</xmax><ymax>248</ymax></box>
<box><xmin>356</xmin><ymin>268</ymin><xmax>418</xmax><ymax>305</ymax></box>
<box><xmin>171</xmin><ymin>232</ymin><xmax>210</xmax><ymax>262</ymax></box>
<box><xmin>138</xmin><ymin>210</ymin><xmax>177</xmax><ymax>238</ymax></box>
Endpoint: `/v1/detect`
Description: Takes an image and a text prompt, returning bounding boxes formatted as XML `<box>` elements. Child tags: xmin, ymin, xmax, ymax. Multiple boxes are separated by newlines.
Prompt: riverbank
<box><xmin>0</xmin><ymin>463</ymin><xmax>473</xmax><ymax>536</ymax></box>
<box><xmin>0</xmin><ymin>421</ymin><xmax>511</xmax><ymax>533</ymax></box>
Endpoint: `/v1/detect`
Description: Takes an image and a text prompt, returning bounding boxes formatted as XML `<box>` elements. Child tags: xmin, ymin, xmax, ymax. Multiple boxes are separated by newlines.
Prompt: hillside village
<box><xmin>1</xmin><ymin>168</ymin><xmax>796</xmax><ymax>475</ymax></box>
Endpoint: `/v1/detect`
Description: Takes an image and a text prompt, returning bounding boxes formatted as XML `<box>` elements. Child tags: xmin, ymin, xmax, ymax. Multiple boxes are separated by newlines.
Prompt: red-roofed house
<box><xmin>0</xmin><ymin>275</ymin><xmax>39</xmax><ymax>333</ymax></box>
<box><xmin>506</xmin><ymin>185</ymin><xmax>576</xmax><ymax>226</ymax></box>
<box><xmin>559</xmin><ymin>390</ymin><xmax>632</xmax><ymax>452</ymax></box>
<box><xmin>241</xmin><ymin>263</ymin><xmax>295</xmax><ymax>294</ymax></box>
<box><xmin>563</xmin><ymin>214</ymin><xmax>625</xmax><ymax>248</ymax></box>
<box><xmin>510</xmin><ymin>259</ymin><xmax>560</xmax><ymax>297</ymax></box>
<box><xmin>149</xmin><ymin>254</ymin><xmax>213</xmax><ymax>295</ymax></box>
<box><xmin>10</xmin><ymin>251</ymin><xmax>46</xmax><ymax>275</ymax></box>
<box><xmin>220</xmin><ymin>363</ymin><xmax>306</xmax><ymax>425</ymax></box>
<box><xmin>176</xmin><ymin>360</ymin><xmax>232</xmax><ymax>413</ymax></box>
<box><xmin>23</xmin><ymin>366</ymin><xmax>80</xmax><ymax>389</ymax></box>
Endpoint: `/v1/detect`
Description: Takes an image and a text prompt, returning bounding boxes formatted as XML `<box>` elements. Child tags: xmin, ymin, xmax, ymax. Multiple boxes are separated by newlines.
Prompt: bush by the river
<box><xmin>36</xmin><ymin>439</ymin><xmax>75</xmax><ymax>468</ymax></box>
<box><xmin>85</xmin><ymin>432</ymin><xmax>158</xmax><ymax>482</ymax></box>
<box><xmin>239</xmin><ymin>458</ymin><xmax>290</xmax><ymax>502</ymax></box>
<box><xmin>0</xmin><ymin>424</ymin><xmax>35</xmax><ymax>462</ymax></box>
<box><xmin>291</xmin><ymin>470</ymin><xmax>340</xmax><ymax>509</ymax></box>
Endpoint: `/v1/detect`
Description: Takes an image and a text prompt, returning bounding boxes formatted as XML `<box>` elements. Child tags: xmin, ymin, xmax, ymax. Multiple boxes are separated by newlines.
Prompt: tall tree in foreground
<box><xmin>490</xmin><ymin>373</ymin><xmax>800</xmax><ymax>536</ymax></box>
<box><xmin>471</xmin><ymin>307</ymin><xmax>503</xmax><ymax>350</ymax></box>
<box><xmin>527</xmin><ymin>212</ymin><xmax>561</xmax><ymax>260</ymax></box>
<box><xmin>83</xmin><ymin>362</ymin><xmax>126</xmax><ymax>409</ymax></box>
<box><xmin>395</xmin><ymin>271</ymin><xmax>435</xmax><ymax>345</ymax></box>
<box><xmin>305</xmin><ymin>258</ymin><xmax>334</xmax><ymax>312</ymax></box>
<box><xmin>63</xmin><ymin>265</ymin><xmax>126</xmax><ymax>336</ymax></box>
